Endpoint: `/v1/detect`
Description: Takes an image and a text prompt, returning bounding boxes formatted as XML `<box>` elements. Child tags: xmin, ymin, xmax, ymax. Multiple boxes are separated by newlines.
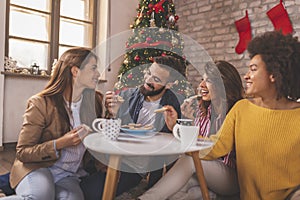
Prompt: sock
<box><xmin>234</xmin><ymin>10</ymin><xmax>252</xmax><ymax>54</ymax></box>
<box><xmin>267</xmin><ymin>0</ymin><xmax>293</xmax><ymax>35</ymax></box>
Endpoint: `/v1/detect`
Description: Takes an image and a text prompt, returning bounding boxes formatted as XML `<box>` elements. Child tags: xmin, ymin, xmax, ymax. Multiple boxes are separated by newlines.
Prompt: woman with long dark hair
<box><xmin>139</xmin><ymin>60</ymin><xmax>244</xmax><ymax>200</ymax></box>
<box><xmin>6</xmin><ymin>47</ymin><xmax>103</xmax><ymax>200</ymax></box>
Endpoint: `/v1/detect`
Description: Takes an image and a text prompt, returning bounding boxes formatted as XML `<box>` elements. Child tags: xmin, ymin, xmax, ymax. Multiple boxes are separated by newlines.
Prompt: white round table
<box><xmin>83</xmin><ymin>132</ymin><xmax>214</xmax><ymax>200</ymax></box>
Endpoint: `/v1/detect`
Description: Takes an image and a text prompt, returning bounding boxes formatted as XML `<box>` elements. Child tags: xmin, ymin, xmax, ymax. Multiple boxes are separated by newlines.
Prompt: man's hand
<box><xmin>163</xmin><ymin>105</ymin><xmax>178</xmax><ymax>131</ymax></box>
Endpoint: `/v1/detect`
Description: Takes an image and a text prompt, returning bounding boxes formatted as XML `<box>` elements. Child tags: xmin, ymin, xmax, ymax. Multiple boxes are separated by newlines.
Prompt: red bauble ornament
<box><xmin>146</xmin><ymin>37</ymin><xmax>152</xmax><ymax>43</ymax></box>
<box><xmin>175</xmin><ymin>15</ymin><xmax>179</xmax><ymax>21</ymax></box>
<box><xmin>134</xmin><ymin>55</ymin><xmax>141</xmax><ymax>61</ymax></box>
<box><xmin>127</xmin><ymin>73</ymin><xmax>133</xmax><ymax>79</ymax></box>
<box><xmin>161</xmin><ymin>53</ymin><xmax>167</xmax><ymax>57</ymax></box>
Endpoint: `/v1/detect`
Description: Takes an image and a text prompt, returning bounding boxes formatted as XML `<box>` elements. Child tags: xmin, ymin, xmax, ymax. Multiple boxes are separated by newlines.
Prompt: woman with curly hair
<box><xmin>200</xmin><ymin>31</ymin><xmax>300</xmax><ymax>199</ymax></box>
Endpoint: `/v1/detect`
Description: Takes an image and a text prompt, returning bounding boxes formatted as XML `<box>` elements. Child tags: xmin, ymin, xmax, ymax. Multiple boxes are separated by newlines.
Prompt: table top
<box><xmin>83</xmin><ymin>132</ymin><xmax>214</xmax><ymax>156</ymax></box>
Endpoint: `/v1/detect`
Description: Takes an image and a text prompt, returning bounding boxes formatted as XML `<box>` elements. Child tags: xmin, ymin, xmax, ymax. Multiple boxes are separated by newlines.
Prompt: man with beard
<box><xmin>80</xmin><ymin>56</ymin><xmax>187</xmax><ymax>200</ymax></box>
<box><xmin>106</xmin><ymin>55</ymin><xmax>186</xmax><ymax>133</ymax></box>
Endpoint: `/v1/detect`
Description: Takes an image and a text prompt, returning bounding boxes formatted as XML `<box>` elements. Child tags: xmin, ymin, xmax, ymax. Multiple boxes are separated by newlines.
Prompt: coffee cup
<box><xmin>176</xmin><ymin>118</ymin><xmax>193</xmax><ymax>126</ymax></box>
<box><xmin>92</xmin><ymin>118</ymin><xmax>121</xmax><ymax>140</ymax></box>
<box><xmin>173</xmin><ymin>124</ymin><xmax>199</xmax><ymax>148</ymax></box>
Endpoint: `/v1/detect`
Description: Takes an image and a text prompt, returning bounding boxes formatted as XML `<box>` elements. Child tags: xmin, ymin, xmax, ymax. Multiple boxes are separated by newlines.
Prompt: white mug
<box><xmin>92</xmin><ymin>118</ymin><xmax>121</xmax><ymax>140</ymax></box>
<box><xmin>173</xmin><ymin>124</ymin><xmax>199</xmax><ymax>148</ymax></box>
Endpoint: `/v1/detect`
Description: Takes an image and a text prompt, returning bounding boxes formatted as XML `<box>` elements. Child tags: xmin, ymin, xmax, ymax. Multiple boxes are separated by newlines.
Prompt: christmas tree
<box><xmin>115</xmin><ymin>0</ymin><xmax>194</xmax><ymax>97</ymax></box>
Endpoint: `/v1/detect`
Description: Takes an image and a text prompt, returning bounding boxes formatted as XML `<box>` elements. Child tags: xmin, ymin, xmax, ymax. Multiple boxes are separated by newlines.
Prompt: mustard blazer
<box><xmin>10</xmin><ymin>89</ymin><xmax>103</xmax><ymax>188</ymax></box>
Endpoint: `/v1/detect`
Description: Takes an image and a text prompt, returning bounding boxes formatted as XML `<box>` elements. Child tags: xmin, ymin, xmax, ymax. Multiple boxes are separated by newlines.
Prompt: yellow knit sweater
<box><xmin>202</xmin><ymin>99</ymin><xmax>300</xmax><ymax>200</ymax></box>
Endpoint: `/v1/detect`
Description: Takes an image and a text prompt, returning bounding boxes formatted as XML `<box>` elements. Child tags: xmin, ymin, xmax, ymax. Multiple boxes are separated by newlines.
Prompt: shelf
<box><xmin>1</xmin><ymin>71</ymin><xmax>50</xmax><ymax>79</ymax></box>
<box><xmin>1</xmin><ymin>71</ymin><xmax>108</xmax><ymax>83</ymax></box>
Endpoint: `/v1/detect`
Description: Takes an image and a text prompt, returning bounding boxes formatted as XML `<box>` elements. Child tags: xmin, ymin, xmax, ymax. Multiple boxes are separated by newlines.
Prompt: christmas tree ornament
<box><xmin>146</xmin><ymin>37</ymin><xmax>152</xmax><ymax>43</ymax></box>
<box><xmin>234</xmin><ymin>10</ymin><xmax>252</xmax><ymax>54</ymax></box>
<box><xmin>134</xmin><ymin>55</ymin><xmax>141</xmax><ymax>61</ymax></box>
<box><xmin>267</xmin><ymin>0</ymin><xmax>293</xmax><ymax>35</ymax></box>
<box><xmin>124</xmin><ymin>58</ymin><xmax>129</xmax><ymax>64</ymax></box>
<box><xmin>172</xmin><ymin>36</ymin><xmax>179</xmax><ymax>46</ymax></box>
<box><xmin>159</xmin><ymin>27</ymin><xmax>165</xmax><ymax>33</ymax></box>
<box><xmin>148</xmin><ymin>3</ymin><xmax>154</xmax><ymax>11</ymax></box>
<box><xmin>150</xmin><ymin>19</ymin><xmax>156</xmax><ymax>27</ymax></box>
<box><xmin>136</xmin><ymin>18</ymin><xmax>142</xmax><ymax>26</ymax></box>
<box><xmin>168</xmin><ymin>15</ymin><xmax>175</xmax><ymax>23</ymax></box>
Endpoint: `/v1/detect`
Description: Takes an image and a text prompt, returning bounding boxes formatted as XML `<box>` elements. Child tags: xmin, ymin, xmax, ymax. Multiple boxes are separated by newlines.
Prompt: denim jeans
<box><xmin>2</xmin><ymin>168</ymin><xmax>84</xmax><ymax>200</ymax></box>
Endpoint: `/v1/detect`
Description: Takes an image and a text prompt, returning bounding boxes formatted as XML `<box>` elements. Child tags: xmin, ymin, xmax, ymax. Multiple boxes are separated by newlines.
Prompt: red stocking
<box><xmin>234</xmin><ymin>10</ymin><xmax>252</xmax><ymax>54</ymax></box>
<box><xmin>267</xmin><ymin>0</ymin><xmax>293</xmax><ymax>35</ymax></box>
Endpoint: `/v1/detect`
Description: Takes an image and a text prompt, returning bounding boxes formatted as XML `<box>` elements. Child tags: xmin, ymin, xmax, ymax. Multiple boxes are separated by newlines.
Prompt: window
<box><xmin>6</xmin><ymin>0</ymin><xmax>97</xmax><ymax>72</ymax></box>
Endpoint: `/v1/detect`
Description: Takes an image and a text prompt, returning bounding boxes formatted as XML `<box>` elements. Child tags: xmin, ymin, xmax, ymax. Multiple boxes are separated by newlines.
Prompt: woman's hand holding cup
<box><xmin>55</xmin><ymin>124</ymin><xmax>92</xmax><ymax>150</ymax></box>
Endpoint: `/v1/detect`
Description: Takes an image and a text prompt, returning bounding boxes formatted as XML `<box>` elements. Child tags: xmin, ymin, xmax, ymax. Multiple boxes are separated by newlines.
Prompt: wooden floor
<box><xmin>0</xmin><ymin>143</ymin><xmax>16</xmax><ymax>175</ymax></box>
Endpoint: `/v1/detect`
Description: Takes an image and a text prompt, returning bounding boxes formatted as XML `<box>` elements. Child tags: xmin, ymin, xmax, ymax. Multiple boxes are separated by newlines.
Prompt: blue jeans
<box><xmin>2</xmin><ymin>168</ymin><xmax>84</xmax><ymax>200</ymax></box>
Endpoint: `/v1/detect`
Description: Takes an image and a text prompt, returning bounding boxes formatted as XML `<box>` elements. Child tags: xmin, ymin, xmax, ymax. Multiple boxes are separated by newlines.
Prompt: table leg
<box><xmin>102</xmin><ymin>155</ymin><xmax>121</xmax><ymax>200</ymax></box>
<box><xmin>191</xmin><ymin>151</ymin><xmax>210</xmax><ymax>200</ymax></box>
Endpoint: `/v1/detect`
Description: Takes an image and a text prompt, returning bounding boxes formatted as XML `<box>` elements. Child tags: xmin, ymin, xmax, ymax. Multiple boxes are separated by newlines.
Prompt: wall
<box><xmin>0</xmin><ymin>0</ymin><xmax>6</xmax><ymax>147</ymax></box>
<box><xmin>97</xmin><ymin>0</ymin><xmax>139</xmax><ymax>92</ymax></box>
<box><xmin>174</xmin><ymin>0</ymin><xmax>300</xmax><ymax>85</ymax></box>
<box><xmin>3</xmin><ymin>77</ymin><xmax>48</xmax><ymax>142</ymax></box>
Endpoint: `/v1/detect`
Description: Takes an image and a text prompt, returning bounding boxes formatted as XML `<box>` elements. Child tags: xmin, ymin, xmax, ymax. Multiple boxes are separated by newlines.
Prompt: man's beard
<box><xmin>139</xmin><ymin>83</ymin><xmax>166</xmax><ymax>97</ymax></box>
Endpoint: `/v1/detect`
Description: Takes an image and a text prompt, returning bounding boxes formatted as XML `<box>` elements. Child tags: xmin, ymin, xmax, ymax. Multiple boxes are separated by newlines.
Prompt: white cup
<box><xmin>92</xmin><ymin>118</ymin><xmax>121</xmax><ymax>140</ymax></box>
<box><xmin>173</xmin><ymin>124</ymin><xmax>199</xmax><ymax>148</ymax></box>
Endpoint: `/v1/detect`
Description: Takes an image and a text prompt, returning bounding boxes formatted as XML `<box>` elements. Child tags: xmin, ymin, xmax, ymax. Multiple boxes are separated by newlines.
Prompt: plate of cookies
<box><xmin>120</xmin><ymin>123</ymin><xmax>156</xmax><ymax>135</ymax></box>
